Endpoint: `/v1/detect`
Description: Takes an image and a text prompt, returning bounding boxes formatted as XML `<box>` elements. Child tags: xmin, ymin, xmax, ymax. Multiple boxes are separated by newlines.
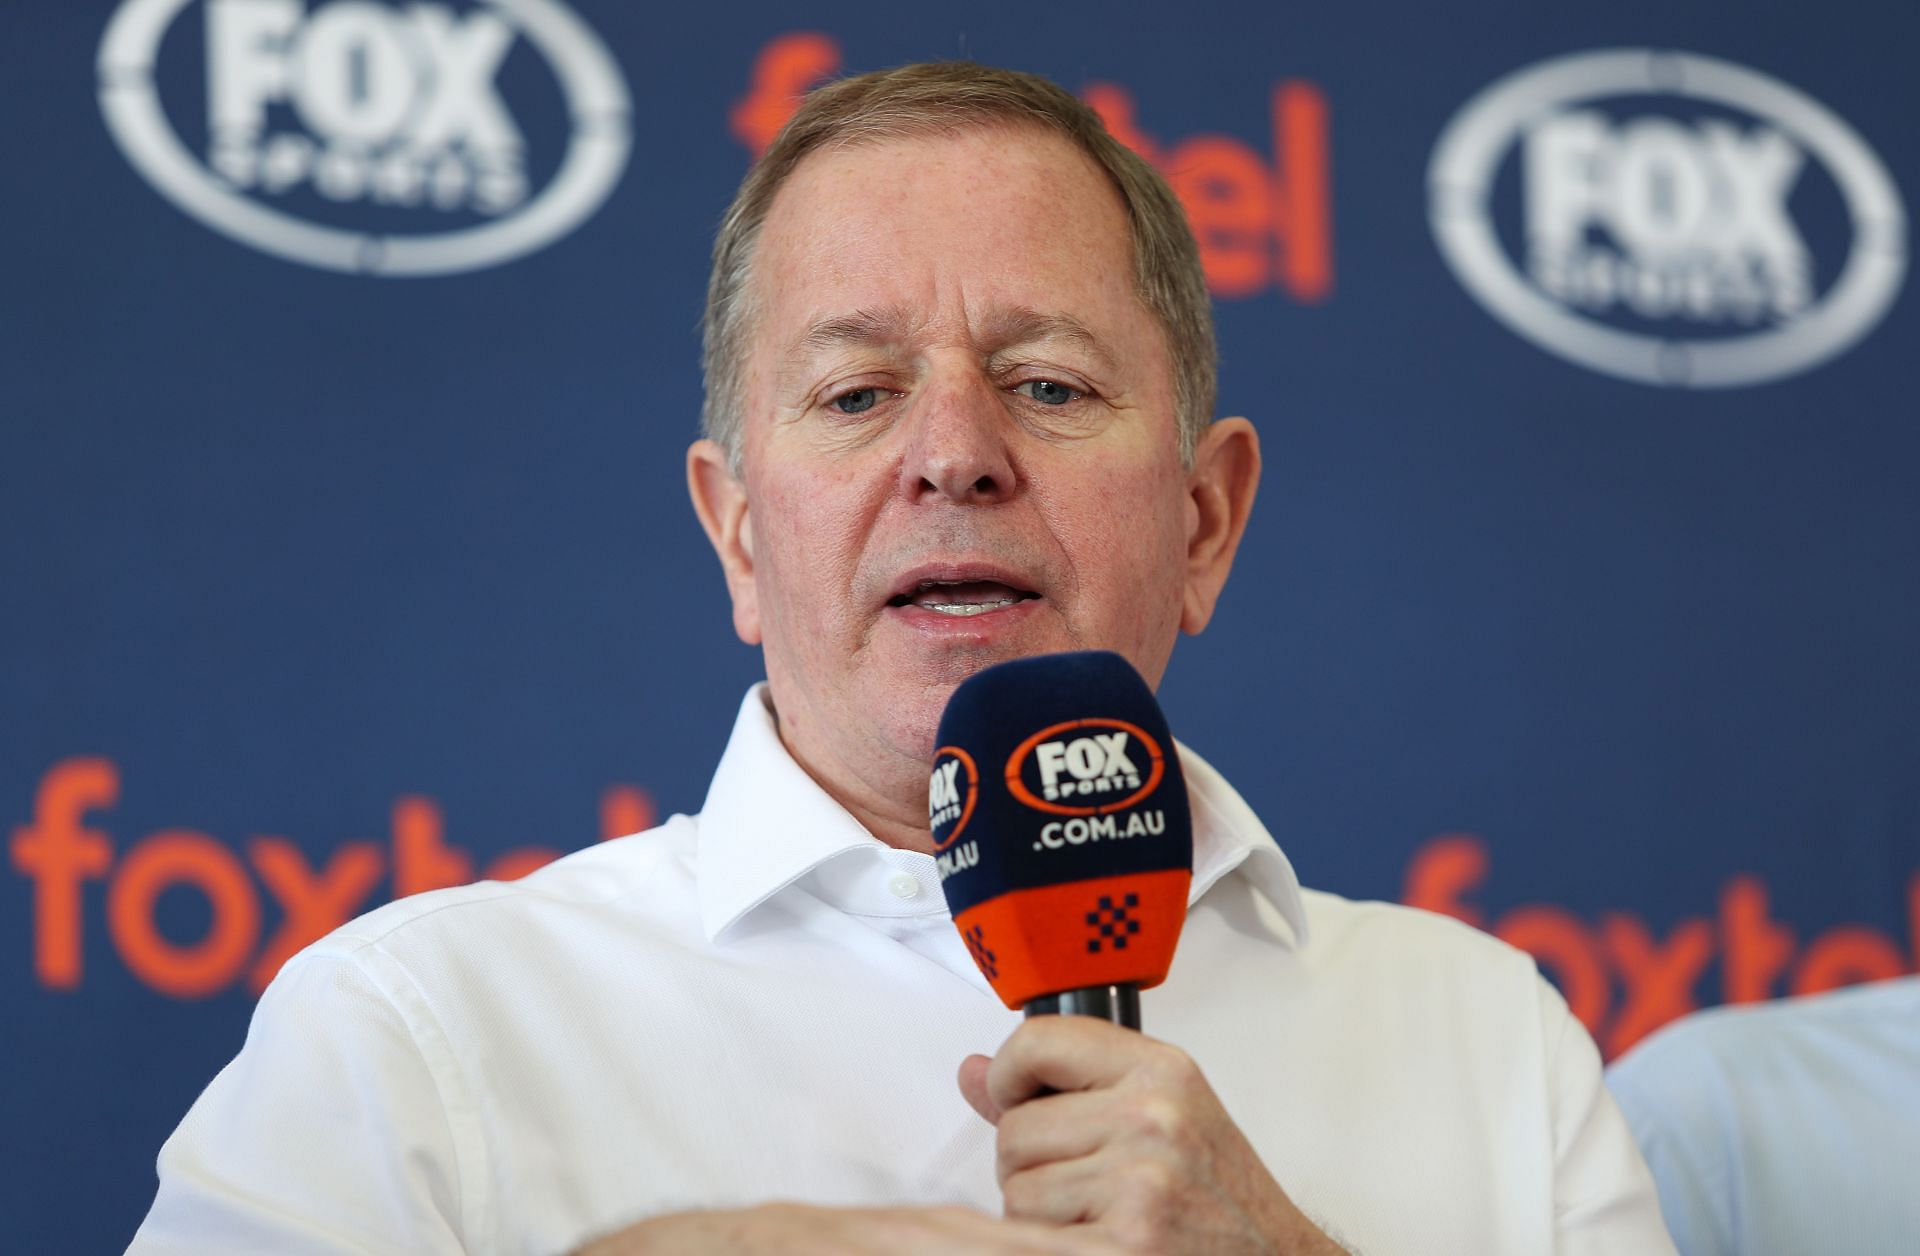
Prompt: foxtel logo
<box><xmin>1006</xmin><ymin>719</ymin><xmax>1165</xmax><ymax>817</ymax></box>
<box><xmin>1406</xmin><ymin>832</ymin><xmax>1920</xmax><ymax>1059</ymax></box>
<box><xmin>732</xmin><ymin>32</ymin><xmax>1333</xmax><ymax>303</ymax></box>
<box><xmin>8</xmin><ymin>757</ymin><xmax>653</xmax><ymax>999</ymax></box>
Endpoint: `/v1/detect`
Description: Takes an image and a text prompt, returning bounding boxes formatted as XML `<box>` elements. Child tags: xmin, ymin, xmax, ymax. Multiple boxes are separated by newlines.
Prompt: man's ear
<box><xmin>1180</xmin><ymin>417</ymin><xmax>1261</xmax><ymax>636</ymax></box>
<box><xmin>687</xmin><ymin>439</ymin><xmax>761</xmax><ymax>645</ymax></box>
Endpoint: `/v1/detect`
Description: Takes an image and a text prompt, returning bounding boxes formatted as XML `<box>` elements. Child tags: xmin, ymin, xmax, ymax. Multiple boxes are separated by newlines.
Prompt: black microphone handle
<box><xmin>1023</xmin><ymin>984</ymin><xmax>1142</xmax><ymax>1030</ymax></box>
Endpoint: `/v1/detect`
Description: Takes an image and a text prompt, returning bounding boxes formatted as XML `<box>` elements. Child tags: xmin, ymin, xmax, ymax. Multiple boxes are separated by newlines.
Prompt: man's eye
<box><xmin>1016</xmin><ymin>380</ymin><xmax>1081</xmax><ymax>405</ymax></box>
<box><xmin>831</xmin><ymin>388</ymin><xmax>882</xmax><ymax>415</ymax></box>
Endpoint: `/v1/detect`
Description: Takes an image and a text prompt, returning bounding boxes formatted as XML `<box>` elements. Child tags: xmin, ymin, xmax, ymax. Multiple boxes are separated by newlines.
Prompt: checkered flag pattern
<box><xmin>964</xmin><ymin>923</ymin><xmax>998</xmax><ymax>980</ymax></box>
<box><xmin>1085</xmin><ymin>893</ymin><xmax>1143</xmax><ymax>953</ymax></box>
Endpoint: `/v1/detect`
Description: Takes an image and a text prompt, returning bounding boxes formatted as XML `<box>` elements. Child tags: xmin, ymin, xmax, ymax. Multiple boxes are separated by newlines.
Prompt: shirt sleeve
<box><xmin>1537</xmin><ymin>977</ymin><xmax>1680</xmax><ymax>1256</ymax></box>
<box><xmin>1605</xmin><ymin>1038</ymin><xmax>1736</xmax><ymax>1256</ymax></box>
<box><xmin>128</xmin><ymin>945</ymin><xmax>474</xmax><ymax>1255</ymax></box>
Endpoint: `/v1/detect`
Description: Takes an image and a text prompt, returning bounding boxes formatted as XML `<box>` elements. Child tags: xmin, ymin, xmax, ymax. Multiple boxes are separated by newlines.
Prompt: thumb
<box><xmin>956</xmin><ymin>1053</ymin><xmax>1003</xmax><ymax>1125</ymax></box>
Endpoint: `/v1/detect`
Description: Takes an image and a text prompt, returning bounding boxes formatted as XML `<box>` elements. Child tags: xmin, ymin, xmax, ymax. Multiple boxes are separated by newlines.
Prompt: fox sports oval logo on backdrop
<box><xmin>98</xmin><ymin>0</ymin><xmax>632</xmax><ymax>276</ymax></box>
<box><xmin>1429</xmin><ymin>50</ymin><xmax>1907</xmax><ymax>387</ymax></box>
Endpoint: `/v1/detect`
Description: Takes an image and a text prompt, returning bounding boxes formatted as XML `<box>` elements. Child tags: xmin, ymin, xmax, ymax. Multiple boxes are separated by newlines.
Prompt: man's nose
<box><xmin>898</xmin><ymin>371</ymin><xmax>1018</xmax><ymax>504</ymax></box>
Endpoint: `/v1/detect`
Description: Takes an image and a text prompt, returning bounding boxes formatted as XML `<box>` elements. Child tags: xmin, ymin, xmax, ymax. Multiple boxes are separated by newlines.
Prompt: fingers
<box><xmin>957</xmin><ymin>1053</ymin><xmax>1000</xmax><ymax>1125</ymax></box>
<box><xmin>959</xmin><ymin>1019</ymin><xmax>1310</xmax><ymax>1252</ymax></box>
<box><xmin>984</xmin><ymin>1017</ymin><xmax>1182</xmax><ymax>1115</ymax></box>
<box><xmin>999</xmin><ymin>1152</ymin><xmax>1107</xmax><ymax>1227</ymax></box>
<box><xmin>994</xmin><ymin>1089</ymin><xmax>1110</xmax><ymax>1181</ymax></box>
<box><xmin>994</xmin><ymin>1090</ymin><xmax>1197</xmax><ymax>1231</ymax></box>
<box><xmin>1001</xmin><ymin>1145</ymin><xmax>1197</xmax><ymax>1241</ymax></box>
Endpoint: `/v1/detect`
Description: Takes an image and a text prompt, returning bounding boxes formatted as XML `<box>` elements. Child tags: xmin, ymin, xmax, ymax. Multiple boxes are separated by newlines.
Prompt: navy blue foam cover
<box><xmin>930</xmin><ymin>651</ymin><xmax>1194</xmax><ymax>1006</ymax></box>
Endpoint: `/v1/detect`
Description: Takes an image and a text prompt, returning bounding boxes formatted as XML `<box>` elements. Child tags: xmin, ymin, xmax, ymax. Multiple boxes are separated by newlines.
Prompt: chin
<box><xmin>885</xmin><ymin>669</ymin><xmax>992</xmax><ymax>761</ymax></box>
<box><xmin>870</xmin><ymin>632</ymin><xmax>1100</xmax><ymax>761</ymax></box>
<box><xmin>871</xmin><ymin>699</ymin><xmax>943</xmax><ymax>767</ymax></box>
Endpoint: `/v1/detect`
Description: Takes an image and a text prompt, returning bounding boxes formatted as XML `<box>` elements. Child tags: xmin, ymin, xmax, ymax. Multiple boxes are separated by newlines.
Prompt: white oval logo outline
<box><xmin>1429</xmin><ymin>49</ymin><xmax>1907</xmax><ymax>388</ymax></box>
<box><xmin>97</xmin><ymin>0</ymin><xmax>632</xmax><ymax>276</ymax></box>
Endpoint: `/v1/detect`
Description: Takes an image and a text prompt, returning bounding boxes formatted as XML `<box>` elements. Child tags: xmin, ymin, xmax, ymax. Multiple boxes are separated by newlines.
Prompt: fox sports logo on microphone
<box><xmin>97</xmin><ymin>0</ymin><xmax>632</xmax><ymax>275</ymax></box>
<box><xmin>928</xmin><ymin>746</ymin><xmax>979</xmax><ymax>852</ymax></box>
<box><xmin>1005</xmin><ymin>720</ymin><xmax>1165</xmax><ymax>817</ymax></box>
<box><xmin>1429</xmin><ymin>49</ymin><xmax>1907</xmax><ymax>387</ymax></box>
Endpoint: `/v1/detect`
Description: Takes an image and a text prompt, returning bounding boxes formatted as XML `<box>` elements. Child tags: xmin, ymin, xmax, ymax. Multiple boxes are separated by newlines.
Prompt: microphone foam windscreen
<box><xmin>930</xmin><ymin>651</ymin><xmax>1193</xmax><ymax>1009</ymax></box>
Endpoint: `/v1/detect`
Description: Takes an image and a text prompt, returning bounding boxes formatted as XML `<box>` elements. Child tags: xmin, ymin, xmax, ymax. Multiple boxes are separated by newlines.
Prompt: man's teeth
<box><xmin>920</xmin><ymin>598</ymin><xmax>1021</xmax><ymax>616</ymax></box>
<box><xmin>901</xmin><ymin>580</ymin><xmax>1030</xmax><ymax>614</ymax></box>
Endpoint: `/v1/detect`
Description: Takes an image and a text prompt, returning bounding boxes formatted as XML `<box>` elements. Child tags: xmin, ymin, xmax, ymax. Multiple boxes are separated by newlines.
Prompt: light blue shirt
<box><xmin>1606</xmin><ymin>976</ymin><xmax>1920</xmax><ymax>1256</ymax></box>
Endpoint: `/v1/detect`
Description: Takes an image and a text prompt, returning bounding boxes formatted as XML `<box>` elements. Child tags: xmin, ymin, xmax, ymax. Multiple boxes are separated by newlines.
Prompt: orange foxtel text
<box><xmin>10</xmin><ymin>757</ymin><xmax>655</xmax><ymax>999</ymax></box>
<box><xmin>1405</xmin><ymin>833</ymin><xmax>1920</xmax><ymax>1059</ymax></box>
<box><xmin>731</xmin><ymin>33</ymin><xmax>1333</xmax><ymax>303</ymax></box>
<box><xmin>13</xmin><ymin>760</ymin><xmax>1915</xmax><ymax>1059</ymax></box>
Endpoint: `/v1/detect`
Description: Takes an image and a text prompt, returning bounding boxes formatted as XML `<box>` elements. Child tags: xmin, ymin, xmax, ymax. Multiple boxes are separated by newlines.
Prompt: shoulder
<box><xmin>1610</xmin><ymin>975</ymin><xmax>1920</xmax><ymax>1110</ymax></box>
<box><xmin>302</xmin><ymin>814</ymin><xmax>702</xmax><ymax>967</ymax></box>
<box><xmin>1286</xmin><ymin>889</ymin><xmax>1585</xmax><ymax>1071</ymax></box>
<box><xmin>1299</xmin><ymin>888</ymin><xmax>1543</xmax><ymax>984</ymax></box>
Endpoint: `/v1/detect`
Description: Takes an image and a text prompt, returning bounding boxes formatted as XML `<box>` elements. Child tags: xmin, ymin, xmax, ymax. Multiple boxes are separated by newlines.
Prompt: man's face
<box><xmin>692</xmin><ymin>124</ymin><xmax>1253</xmax><ymax>827</ymax></box>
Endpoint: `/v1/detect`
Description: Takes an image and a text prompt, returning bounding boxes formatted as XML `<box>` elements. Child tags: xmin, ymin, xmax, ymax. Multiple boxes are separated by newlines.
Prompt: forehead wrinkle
<box><xmin>976</xmin><ymin>307</ymin><xmax>1122</xmax><ymax>377</ymax></box>
<box><xmin>795</xmin><ymin>305</ymin><xmax>919</xmax><ymax>354</ymax></box>
<box><xmin>773</xmin><ymin>304</ymin><xmax>920</xmax><ymax>392</ymax></box>
<box><xmin>794</xmin><ymin>302</ymin><xmax>1123</xmax><ymax>366</ymax></box>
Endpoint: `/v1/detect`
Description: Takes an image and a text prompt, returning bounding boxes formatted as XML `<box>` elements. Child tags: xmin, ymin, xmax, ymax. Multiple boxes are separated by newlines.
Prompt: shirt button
<box><xmin>888</xmin><ymin>873</ymin><xmax>921</xmax><ymax>900</ymax></box>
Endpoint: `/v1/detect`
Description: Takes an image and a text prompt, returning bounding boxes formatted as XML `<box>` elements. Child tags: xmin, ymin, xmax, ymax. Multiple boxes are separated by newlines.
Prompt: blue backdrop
<box><xmin>4</xmin><ymin>2</ymin><xmax>1915</xmax><ymax>1250</ymax></box>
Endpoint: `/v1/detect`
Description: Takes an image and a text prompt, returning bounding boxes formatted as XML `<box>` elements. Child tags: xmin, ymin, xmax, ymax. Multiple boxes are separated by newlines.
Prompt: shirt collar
<box><xmin>697</xmin><ymin>684</ymin><xmax>1310</xmax><ymax>947</ymax></box>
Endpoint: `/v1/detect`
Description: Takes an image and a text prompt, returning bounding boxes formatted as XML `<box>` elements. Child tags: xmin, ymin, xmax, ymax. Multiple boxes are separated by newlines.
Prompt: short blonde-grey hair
<box><xmin>701</xmin><ymin>61</ymin><xmax>1217</xmax><ymax>470</ymax></box>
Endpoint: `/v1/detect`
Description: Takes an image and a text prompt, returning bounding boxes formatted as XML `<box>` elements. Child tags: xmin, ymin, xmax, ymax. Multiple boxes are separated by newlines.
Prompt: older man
<box><xmin>132</xmin><ymin>63</ymin><xmax>1674</xmax><ymax>1255</ymax></box>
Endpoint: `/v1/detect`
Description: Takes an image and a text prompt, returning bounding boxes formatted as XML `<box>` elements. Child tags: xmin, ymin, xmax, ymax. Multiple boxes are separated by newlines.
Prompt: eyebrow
<box><xmin>791</xmin><ymin>306</ymin><xmax>919</xmax><ymax>359</ymax></box>
<box><xmin>979</xmin><ymin>308</ymin><xmax>1119</xmax><ymax>376</ymax></box>
<box><xmin>784</xmin><ymin>304</ymin><xmax>1121</xmax><ymax>376</ymax></box>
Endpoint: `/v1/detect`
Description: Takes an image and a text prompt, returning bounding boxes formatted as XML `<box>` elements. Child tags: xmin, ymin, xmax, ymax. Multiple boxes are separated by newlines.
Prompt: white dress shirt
<box><xmin>132</xmin><ymin>686</ymin><xmax>1673</xmax><ymax>1255</ymax></box>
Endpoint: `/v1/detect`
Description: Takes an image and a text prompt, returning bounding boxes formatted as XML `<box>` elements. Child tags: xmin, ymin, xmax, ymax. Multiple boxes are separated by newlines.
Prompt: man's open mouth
<box><xmin>887</xmin><ymin>579</ymin><xmax>1041</xmax><ymax>617</ymax></box>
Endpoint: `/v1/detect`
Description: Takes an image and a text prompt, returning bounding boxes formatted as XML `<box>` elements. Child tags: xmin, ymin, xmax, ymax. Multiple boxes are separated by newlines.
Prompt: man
<box><xmin>132</xmin><ymin>63</ymin><xmax>1674</xmax><ymax>1253</ymax></box>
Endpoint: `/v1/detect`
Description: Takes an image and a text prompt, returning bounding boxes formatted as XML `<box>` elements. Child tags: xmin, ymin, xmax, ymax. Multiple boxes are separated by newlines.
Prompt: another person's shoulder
<box><xmin>1607</xmin><ymin>977</ymin><xmax>1920</xmax><ymax>1193</ymax></box>
<box><xmin>1607</xmin><ymin>976</ymin><xmax>1920</xmax><ymax>1256</ymax></box>
<box><xmin>1612</xmin><ymin>975</ymin><xmax>1912</xmax><ymax>1083</ymax></box>
<box><xmin>1610</xmin><ymin>974</ymin><xmax>1920</xmax><ymax>1103</ymax></box>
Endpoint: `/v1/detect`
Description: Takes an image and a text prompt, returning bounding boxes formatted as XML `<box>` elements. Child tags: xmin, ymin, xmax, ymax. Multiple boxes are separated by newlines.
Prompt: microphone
<box><xmin>929</xmin><ymin>650</ymin><xmax>1192</xmax><ymax>1030</ymax></box>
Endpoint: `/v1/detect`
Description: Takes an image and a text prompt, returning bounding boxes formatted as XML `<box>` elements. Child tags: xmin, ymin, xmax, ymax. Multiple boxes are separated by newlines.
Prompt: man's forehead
<box><xmin>785</xmin><ymin>303</ymin><xmax>1122</xmax><ymax>367</ymax></box>
<box><xmin>746</xmin><ymin>127</ymin><xmax>1144</xmax><ymax>365</ymax></box>
<box><xmin>783</xmin><ymin>118</ymin><xmax>1092</xmax><ymax>193</ymax></box>
<box><xmin>754</xmin><ymin>124</ymin><xmax>1129</xmax><ymax>276</ymax></box>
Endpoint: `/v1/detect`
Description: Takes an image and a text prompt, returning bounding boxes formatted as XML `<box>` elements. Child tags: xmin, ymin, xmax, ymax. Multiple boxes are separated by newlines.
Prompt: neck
<box><xmin>765</xmin><ymin>697</ymin><xmax>939</xmax><ymax>855</ymax></box>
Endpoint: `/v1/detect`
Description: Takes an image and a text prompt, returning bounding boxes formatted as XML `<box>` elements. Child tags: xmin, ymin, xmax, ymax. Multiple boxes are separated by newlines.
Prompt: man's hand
<box><xmin>577</xmin><ymin>1202</ymin><xmax>1128</xmax><ymax>1254</ymax></box>
<box><xmin>958</xmin><ymin>1016</ymin><xmax>1348</xmax><ymax>1255</ymax></box>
